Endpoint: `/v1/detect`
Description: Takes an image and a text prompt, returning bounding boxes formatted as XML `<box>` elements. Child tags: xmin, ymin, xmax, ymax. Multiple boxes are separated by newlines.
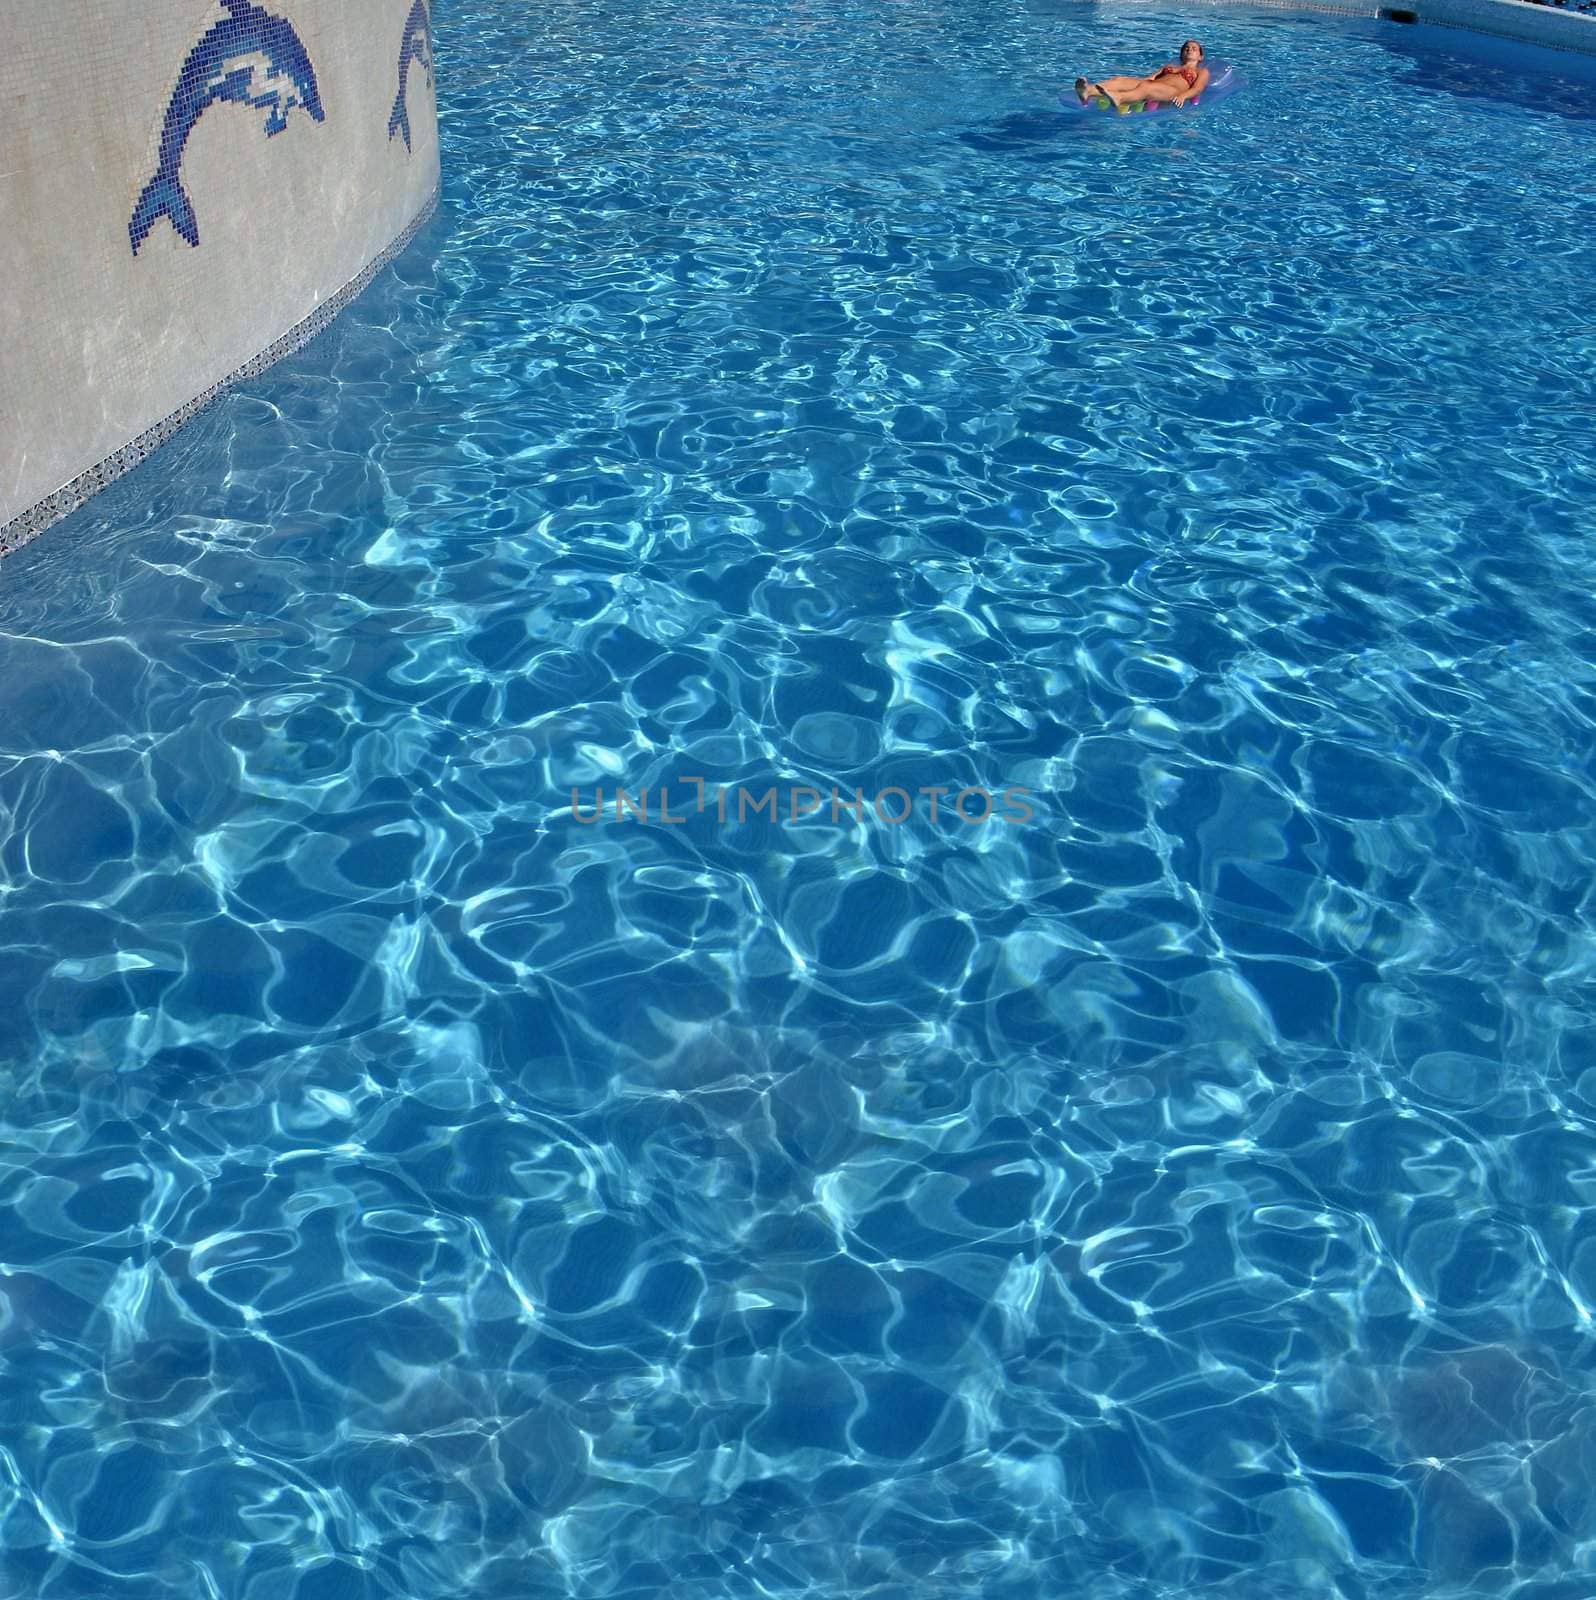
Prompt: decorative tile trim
<box><xmin>0</xmin><ymin>183</ymin><xmax>439</xmax><ymax>562</ymax></box>
<box><xmin>388</xmin><ymin>0</ymin><xmax>435</xmax><ymax>152</ymax></box>
<box><xmin>1223</xmin><ymin>0</ymin><xmax>1379</xmax><ymax>13</ymax></box>
<box><xmin>1413</xmin><ymin>14</ymin><xmax>1596</xmax><ymax>48</ymax></box>
<box><xmin>1397</xmin><ymin>0</ymin><xmax>1596</xmax><ymax>52</ymax></box>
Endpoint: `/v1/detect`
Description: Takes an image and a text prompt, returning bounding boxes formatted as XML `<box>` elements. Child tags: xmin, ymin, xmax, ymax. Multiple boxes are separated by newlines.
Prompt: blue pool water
<box><xmin>4</xmin><ymin>1</ymin><xmax>1596</xmax><ymax>1595</ymax></box>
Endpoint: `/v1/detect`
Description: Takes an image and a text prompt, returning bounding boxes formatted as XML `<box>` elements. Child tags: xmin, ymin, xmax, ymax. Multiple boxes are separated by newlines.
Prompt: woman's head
<box><xmin>1180</xmin><ymin>39</ymin><xmax>1204</xmax><ymax>62</ymax></box>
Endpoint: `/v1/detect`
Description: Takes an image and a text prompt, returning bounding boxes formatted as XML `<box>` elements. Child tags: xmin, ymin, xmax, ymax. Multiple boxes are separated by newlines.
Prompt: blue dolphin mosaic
<box><xmin>129</xmin><ymin>0</ymin><xmax>325</xmax><ymax>255</ymax></box>
<box><xmin>388</xmin><ymin>0</ymin><xmax>434</xmax><ymax>153</ymax></box>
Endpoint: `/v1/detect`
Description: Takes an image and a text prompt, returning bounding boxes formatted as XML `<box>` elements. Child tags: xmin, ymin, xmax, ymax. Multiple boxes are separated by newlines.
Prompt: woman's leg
<box><xmin>1075</xmin><ymin>72</ymin><xmax>1144</xmax><ymax>102</ymax></box>
<box><xmin>1101</xmin><ymin>76</ymin><xmax>1188</xmax><ymax>108</ymax></box>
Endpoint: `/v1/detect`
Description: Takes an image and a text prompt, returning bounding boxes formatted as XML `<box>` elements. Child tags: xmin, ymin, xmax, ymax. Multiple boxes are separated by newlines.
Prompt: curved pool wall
<box><xmin>0</xmin><ymin>0</ymin><xmax>440</xmax><ymax>558</ymax></box>
<box><xmin>1215</xmin><ymin>0</ymin><xmax>1596</xmax><ymax>50</ymax></box>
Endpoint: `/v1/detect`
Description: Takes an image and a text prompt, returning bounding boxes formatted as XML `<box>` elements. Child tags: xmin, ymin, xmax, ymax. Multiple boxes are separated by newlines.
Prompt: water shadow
<box><xmin>958</xmin><ymin>106</ymin><xmax>1079</xmax><ymax>153</ymax></box>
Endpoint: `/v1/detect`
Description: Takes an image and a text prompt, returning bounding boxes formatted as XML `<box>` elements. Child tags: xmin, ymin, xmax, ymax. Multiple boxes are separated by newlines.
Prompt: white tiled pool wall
<box><xmin>1395</xmin><ymin>0</ymin><xmax>1596</xmax><ymax>48</ymax></box>
<box><xmin>1213</xmin><ymin>0</ymin><xmax>1596</xmax><ymax>51</ymax></box>
<box><xmin>0</xmin><ymin>0</ymin><xmax>440</xmax><ymax>556</ymax></box>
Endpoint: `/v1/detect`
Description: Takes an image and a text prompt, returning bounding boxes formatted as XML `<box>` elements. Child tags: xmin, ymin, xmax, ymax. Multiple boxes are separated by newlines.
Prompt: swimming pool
<box><xmin>3</xmin><ymin>0</ymin><xmax>1596</xmax><ymax>1595</ymax></box>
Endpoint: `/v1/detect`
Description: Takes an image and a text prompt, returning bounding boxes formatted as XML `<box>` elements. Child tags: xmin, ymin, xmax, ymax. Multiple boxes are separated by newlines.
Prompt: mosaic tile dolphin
<box><xmin>129</xmin><ymin>0</ymin><xmax>325</xmax><ymax>255</ymax></box>
<box><xmin>388</xmin><ymin>0</ymin><xmax>434</xmax><ymax>153</ymax></box>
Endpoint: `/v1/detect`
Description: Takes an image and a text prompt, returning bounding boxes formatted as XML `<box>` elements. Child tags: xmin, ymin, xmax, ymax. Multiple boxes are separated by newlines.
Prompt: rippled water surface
<box><xmin>4</xmin><ymin>2</ymin><xmax>1596</xmax><ymax>1596</ymax></box>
